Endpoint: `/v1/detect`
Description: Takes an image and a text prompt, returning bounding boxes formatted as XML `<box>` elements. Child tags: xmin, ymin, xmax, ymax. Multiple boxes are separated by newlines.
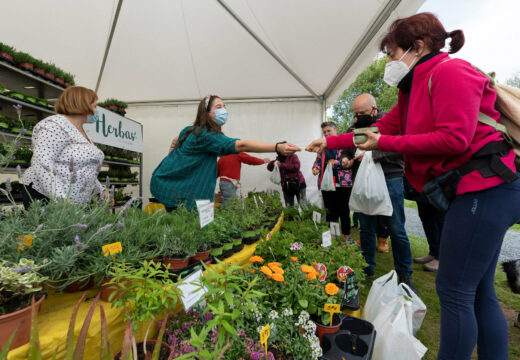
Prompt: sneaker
<box><xmin>423</xmin><ymin>259</ymin><xmax>439</xmax><ymax>272</ymax></box>
<box><xmin>363</xmin><ymin>267</ymin><xmax>375</xmax><ymax>279</ymax></box>
<box><xmin>398</xmin><ymin>273</ymin><xmax>417</xmax><ymax>295</ymax></box>
<box><xmin>413</xmin><ymin>254</ymin><xmax>434</xmax><ymax>264</ymax></box>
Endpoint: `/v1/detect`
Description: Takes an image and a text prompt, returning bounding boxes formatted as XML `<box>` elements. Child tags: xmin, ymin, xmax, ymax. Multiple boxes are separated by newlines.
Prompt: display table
<box><xmin>8</xmin><ymin>213</ymin><xmax>286</xmax><ymax>359</ymax></box>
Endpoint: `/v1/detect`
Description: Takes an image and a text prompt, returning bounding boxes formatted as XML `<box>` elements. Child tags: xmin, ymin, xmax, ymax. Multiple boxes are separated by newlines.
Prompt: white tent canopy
<box><xmin>1</xmin><ymin>0</ymin><xmax>425</xmax><ymax>202</ymax></box>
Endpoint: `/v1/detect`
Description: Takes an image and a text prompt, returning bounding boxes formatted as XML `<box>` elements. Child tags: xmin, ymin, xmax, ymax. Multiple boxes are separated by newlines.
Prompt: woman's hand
<box><xmin>306</xmin><ymin>138</ymin><xmax>326</xmax><ymax>153</ymax></box>
<box><xmin>169</xmin><ymin>136</ymin><xmax>178</xmax><ymax>153</ymax></box>
<box><xmin>358</xmin><ymin>131</ymin><xmax>381</xmax><ymax>151</ymax></box>
<box><xmin>104</xmin><ymin>190</ymin><xmax>115</xmax><ymax>208</ymax></box>
<box><xmin>277</xmin><ymin>142</ymin><xmax>300</xmax><ymax>156</ymax></box>
<box><xmin>341</xmin><ymin>158</ymin><xmax>353</xmax><ymax>169</ymax></box>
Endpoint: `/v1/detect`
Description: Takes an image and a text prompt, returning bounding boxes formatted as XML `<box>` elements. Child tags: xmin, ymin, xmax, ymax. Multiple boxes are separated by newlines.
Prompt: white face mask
<box><xmin>383</xmin><ymin>47</ymin><xmax>418</xmax><ymax>87</ymax></box>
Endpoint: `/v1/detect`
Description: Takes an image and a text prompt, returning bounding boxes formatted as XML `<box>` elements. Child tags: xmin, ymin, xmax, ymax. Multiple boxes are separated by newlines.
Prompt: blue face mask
<box><xmin>213</xmin><ymin>108</ymin><xmax>228</xmax><ymax>126</ymax></box>
<box><xmin>87</xmin><ymin>111</ymin><xmax>99</xmax><ymax>124</ymax></box>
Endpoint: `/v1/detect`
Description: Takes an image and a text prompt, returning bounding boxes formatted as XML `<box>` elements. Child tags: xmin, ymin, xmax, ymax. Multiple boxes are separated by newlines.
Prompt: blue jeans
<box><xmin>220</xmin><ymin>180</ymin><xmax>236</xmax><ymax>206</ymax></box>
<box><xmin>436</xmin><ymin>177</ymin><xmax>520</xmax><ymax>360</ymax></box>
<box><xmin>359</xmin><ymin>177</ymin><xmax>412</xmax><ymax>275</ymax></box>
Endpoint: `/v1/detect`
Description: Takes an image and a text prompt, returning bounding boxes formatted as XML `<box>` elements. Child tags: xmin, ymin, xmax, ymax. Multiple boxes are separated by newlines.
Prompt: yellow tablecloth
<box><xmin>8</xmin><ymin>213</ymin><xmax>285</xmax><ymax>359</ymax></box>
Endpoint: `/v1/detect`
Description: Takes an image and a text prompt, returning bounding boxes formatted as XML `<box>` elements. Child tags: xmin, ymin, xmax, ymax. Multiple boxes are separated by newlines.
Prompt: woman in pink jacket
<box><xmin>308</xmin><ymin>12</ymin><xmax>520</xmax><ymax>360</ymax></box>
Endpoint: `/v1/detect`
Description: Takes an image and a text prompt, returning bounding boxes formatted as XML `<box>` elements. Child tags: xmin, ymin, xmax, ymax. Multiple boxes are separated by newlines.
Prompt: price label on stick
<box><xmin>322</xmin><ymin>231</ymin><xmax>332</xmax><ymax>247</ymax></box>
<box><xmin>260</xmin><ymin>324</ymin><xmax>270</xmax><ymax>356</ymax></box>
<box><xmin>324</xmin><ymin>304</ymin><xmax>341</xmax><ymax>326</ymax></box>
<box><xmin>312</xmin><ymin>211</ymin><xmax>321</xmax><ymax>224</ymax></box>
<box><xmin>253</xmin><ymin>196</ymin><xmax>259</xmax><ymax>208</ymax></box>
<box><xmin>178</xmin><ymin>269</ymin><xmax>207</xmax><ymax>311</ymax></box>
<box><xmin>258</xmin><ymin>196</ymin><xmax>264</xmax><ymax>204</ymax></box>
<box><xmin>102</xmin><ymin>242</ymin><xmax>122</xmax><ymax>256</ymax></box>
<box><xmin>330</xmin><ymin>222</ymin><xmax>340</xmax><ymax>237</ymax></box>
<box><xmin>298</xmin><ymin>206</ymin><xmax>302</xmax><ymax>216</ymax></box>
<box><xmin>196</xmin><ymin>200</ymin><xmax>214</xmax><ymax>228</ymax></box>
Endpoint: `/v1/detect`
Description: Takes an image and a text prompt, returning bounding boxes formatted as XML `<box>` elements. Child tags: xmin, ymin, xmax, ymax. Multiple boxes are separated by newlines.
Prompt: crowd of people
<box><xmin>19</xmin><ymin>11</ymin><xmax>520</xmax><ymax>360</ymax></box>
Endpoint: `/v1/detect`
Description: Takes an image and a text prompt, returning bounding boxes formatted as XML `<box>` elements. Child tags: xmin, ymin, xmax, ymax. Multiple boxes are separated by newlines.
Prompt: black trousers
<box><xmin>417</xmin><ymin>200</ymin><xmax>446</xmax><ymax>259</ymax></box>
<box><xmin>22</xmin><ymin>183</ymin><xmax>49</xmax><ymax>210</ymax></box>
<box><xmin>322</xmin><ymin>187</ymin><xmax>352</xmax><ymax>235</ymax></box>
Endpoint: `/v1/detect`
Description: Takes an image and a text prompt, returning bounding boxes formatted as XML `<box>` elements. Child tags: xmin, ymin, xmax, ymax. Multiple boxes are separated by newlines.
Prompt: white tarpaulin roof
<box><xmin>0</xmin><ymin>0</ymin><xmax>424</xmax><ymax>107</ymax></box>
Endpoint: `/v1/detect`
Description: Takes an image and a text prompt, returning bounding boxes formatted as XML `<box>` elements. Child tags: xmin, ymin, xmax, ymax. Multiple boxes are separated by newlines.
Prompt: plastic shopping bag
<box><xmin>372</xmin><ymin>298</ymin><xmax>428</xmax><ymax>360</ymax></box>
<box><xmin>349</xmin><ymin>151</ymin><xmax>393</xmax><ymax>216</ymax></box>
<box><xmin>270</xmin><ymin>164</ymin><xmax>281</xmax><ymax>185</ymax></box>
<box><xmin>321</xmin><ymin>163</ymin><xmax>335</xmax><ymax>191</ymax></box>
<box><xmin>364</xmin><ymin>270</ymin><xmax>427</xmax><ymax>335</ymax></box>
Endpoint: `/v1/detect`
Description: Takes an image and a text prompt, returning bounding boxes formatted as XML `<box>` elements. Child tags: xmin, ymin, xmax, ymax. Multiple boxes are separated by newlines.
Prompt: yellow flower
<box><xmin>250</xmin><ymin>256</ymin><xmax>264</xmax><ymax>263</ymax></box>
<box><xmin>325</xmin><ymin>283</ymin><xmax>339</xmax><ymax>296</ymax></box>
<box><xmin>306</xmin><ymin>272</ymin><xmax>317</xmax><ymax>280</ymax></box>
<box><xmin>271</xmin><ymin>273</ymin><xmax>284</xmax><ymax>282</ymax></box>
<box><xmin>271</xmin><ymin>267</ymin><xmax>284</xmax><ymax>275</ymax></box>
<box><xmin>260</xmin><ymin>266</ymin><xmax>273</xmax><ymax>277</ymax></box>
<box><xmin>291</xmin><ymin>256</ymin><xmax>298</xmax><ymax>262</ymax></box>
<box><xmin>16</xmin><ymin>235</ymin><xmax>34</xmax><ymax>253</ymax></box>
<box><xmin>301</xmin><ymin>265</ymin><xmax>315</xmax><ymax>273</ymax></box>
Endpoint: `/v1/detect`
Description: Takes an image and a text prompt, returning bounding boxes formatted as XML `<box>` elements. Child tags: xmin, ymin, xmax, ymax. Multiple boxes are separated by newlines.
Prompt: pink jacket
<box><xmin>327</xmin><ymin>52</ymin><xmax>516</xmax><ymax>195</ymax></box>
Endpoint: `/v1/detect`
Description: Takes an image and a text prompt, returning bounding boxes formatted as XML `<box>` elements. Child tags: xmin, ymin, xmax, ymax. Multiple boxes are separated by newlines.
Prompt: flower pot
<box><xmin>45</xmin><ymin>72</ymin><xmax>55</xmax><ymax>81</ymax></box>
<box><xmin>34</xmin><ymin>68</ymin><xmax>46</xmax><ymax>76</ymax></box>
<box><xmin>100</xmin><ymin>277</ymin><xmax>131</xmax><ymax>302</ymax></box>
<box><xmin>192</xmin><ymin>250</ymin><xmax>210</xmax><ymax>261</ymax></box>
<box><xmin>314</xmin><ymin>313</ymin><xmax>341</xmax><ymax>344</ymax></box>
<box><xmin>210</xmin><ymin>247</ymin><xmax>223</xmax><ymax>257</ymax></box>
<box><xmin>64</xmin><ymin>276</ymin><xmax>94</xmax><ymax>293</ymax></box>
<box><xmin>107</xmin><ymin>105</ymin><xmax>118</xmax><ymax>111</ymax></box>
<box><xmin>114</xmin><ymin>340</ymin><xmax>173</xmax><ymax>360</ymax></box>
<box><xmin>0</xmin><ymin>294</ymin><xmax>45</xmax><ymax>350</ymax></box>
<box><xmin>55</xmin><ymin>77</ymin><xmax>65</xmax><ymax>85</ymax></box>
<box><xmin>18</xmin><ymin>62</ymin><xmax>33</xmax><ymax>71</ymax></box>
<box><xmin>162</xmin><ymin>257</ymin><xmax>189</xmax><ymax>270</ymax></box>
<box><xmin>232</xmin><ymin>243</ymin><xmax>244</xmax><ymax>253</ymax></box>
<box><xmin>0</xmin><ymin>51</ymin><xmax>14</xmax><ymax>62</ymax></box>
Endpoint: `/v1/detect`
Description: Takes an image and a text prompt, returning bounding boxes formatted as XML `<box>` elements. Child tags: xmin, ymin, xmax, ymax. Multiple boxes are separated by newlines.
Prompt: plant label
<box><xmin>315</xmin><ymin>263</ymin><xmax>327</xmax><ymax>282</ymax></box>
<box><xmin>16</xmin><ymin>235</ymin><xmax>34</xmax><ymax>253</ymax></box>
<box><xmin>102</xmin><ymin>242</ymin><xmax>122</xmax><ymax>256</ymax></box>
<box><xmin>197</xmin><ymin>202</ymin><xmax>214</xmax><ymax>228</ymax></box>
<box><xmin>298</xmin><ymin>206</ymin><xmax>302</xmax><ymax>216</ymax></box>
<box><xmin>337</xmin><ymin>265</ymin><xmax>353</xmax><ymax>283</ymax></box>
<box><xmin>258</xmin><ymin>196</ymin><xmax>264</xmax><ymax>204</ymax></box>
<box><xmin>330</xmin><ymin>222</ymin><xmax>340</xmax><ymax>237</ymax></box>
<box><xmin>312</xmin><ymin>211</ymin><xmax>321</xmax><ymax>224</ymax></box>
<box><xmin>322</xmin><ymin>231</ymin><xmax>332</xmax><ymax>248</ymax></box>
<box><xmin>260</xmin><ymin>323</ymin><xmax>270</xmax><ymax>356</ymax></box>
<box><xmin>179</xmin><ymin>269</ymin><xmax>207</xmax><ymax>311</ymax></box>
<box><xmin>266</xmin><ymin>232</ymin><xmax>272</xmax><ymax>240</ymax></box>
<box><xmin>253</xmin><ymin>196</ymin><xmax>259</xmax><ymax>208</ymax></box>
<box><xmin>324</xmin><ymin>303</ymin><xmax>341</xmax><ymax>326</ymax></box>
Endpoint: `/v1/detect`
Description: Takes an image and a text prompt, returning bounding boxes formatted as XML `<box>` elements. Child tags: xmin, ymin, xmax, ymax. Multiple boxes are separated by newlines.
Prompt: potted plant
<box><xmin>0</xmin><ymin>259</ymin><xmax>47</xmax><ymax>350</ymax></box>
<box><xmin>161</xmin><ymin>235</ymin><xmax>194</xmax><ymax>270</ymax></box>
<box><xmin>0</xmin><ymin>42</ymin><xmax>16</xmax><ymax>63</ymax></box>
<box><xmin>44</xmin><ymin>62</ymin><xmax>57</xmax><ymax>81</ymax></box>
<box><xmin>13</xmin><ymin>51</ymin><xmax>35</xmax><ymax>71</ymax></box>
<box><xmin>0</xmin><ymin>114</ymin><xmax>9</xmax><ymax>132</ymax></box>
<box><xmin>31</xmin><ymin>59</ymin><xmax>46</xmax><ymax>77</ymax></box>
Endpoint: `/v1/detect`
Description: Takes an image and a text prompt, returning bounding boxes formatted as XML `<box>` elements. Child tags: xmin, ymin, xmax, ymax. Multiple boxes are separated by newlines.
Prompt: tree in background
<box><xmin>506</xmin><ymin>72</ymin><xmax>520</xmax><ymax>88</ymax></box>
<box><xmin>330</xmin><ymin>56</ymin><xmax>398</xmax><ymax>133</ymax></box>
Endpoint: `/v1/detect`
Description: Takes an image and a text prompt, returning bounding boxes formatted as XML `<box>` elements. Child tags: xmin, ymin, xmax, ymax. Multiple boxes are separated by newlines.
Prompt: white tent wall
<box><xmin>126</xmin><ymin>100</ymin><xmax>323</xmax><ymax>206</ymax></box>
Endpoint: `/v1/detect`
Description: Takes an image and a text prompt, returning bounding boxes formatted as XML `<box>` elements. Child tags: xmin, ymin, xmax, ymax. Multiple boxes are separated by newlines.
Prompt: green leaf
<box><xmin>220</xmin><ymin>320</ymin><xmax>237</xmax><ymax>337</ymax></box>
<box><xmin>298</xmin><ymin>299</ymin><xmax>308</xmax><ymax>308</ymax></box>
<box><xmin>224</xmin><ymin>292</ymin><xmax>233</xmax><ymax>307</ymax></box>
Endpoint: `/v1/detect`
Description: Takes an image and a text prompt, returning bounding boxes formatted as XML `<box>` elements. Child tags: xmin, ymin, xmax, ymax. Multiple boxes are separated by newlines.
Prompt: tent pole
<box><xmin>216</xmin><ymin>0</ymin><xmax>321</xmax><ymax>103</ymax></box>
<box><xmin>95</xmin><ymin>0</ymin><xmax>124</xmax><ymax>93</ymax></box>
<box><xmin>127</xmin><ymin>96</ymin><xmax>318</xmax><ymax>106</ymax></box>
<box><xmin>322</xmin><ymin>0</ymin><xmax>402</xmax><ymax>101</ymax></box>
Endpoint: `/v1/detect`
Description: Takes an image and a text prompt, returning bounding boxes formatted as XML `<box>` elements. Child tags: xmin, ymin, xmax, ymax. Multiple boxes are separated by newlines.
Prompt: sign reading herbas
<box><xmin>83</xmin><ymin>106</ymin><xmax>143</xmax><ymax>152</ymax></box>
<box><xmin>178</xmin><ymin>269</ymin><xmax>207</xmax><ymax>310</ymax></box>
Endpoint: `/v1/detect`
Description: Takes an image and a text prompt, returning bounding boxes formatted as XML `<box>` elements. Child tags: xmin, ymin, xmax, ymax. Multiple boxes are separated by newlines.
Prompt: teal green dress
<box><xmin>150</xmin><ymin>126</ymin><xmax>238</xmax><ymax>209</ymax></box>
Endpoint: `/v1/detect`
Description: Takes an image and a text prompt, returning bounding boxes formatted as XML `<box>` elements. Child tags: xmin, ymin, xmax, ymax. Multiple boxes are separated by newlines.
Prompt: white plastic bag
<box><xmin>372</xmin><ymin>298</ymin><xmax>428</xmax><ymax>360</ymax></box>
<box><xmin>270</xmin><ymin>164</ymin><xmax>281</xmax><ymax>185</ymax></box>
<box><xmin>349</xmin><ymin>151</ymin><xmax>393</xmax><ymax>216</ymax></box>
<box><xmin>364</xmin><ymin>270</ymin><xmax>427</xmax><ymax>335</ymax></box>
<box><xmin>320</xmin><ymin>163</ymin><xmax>335</xmax><ymax>191</ymax></box>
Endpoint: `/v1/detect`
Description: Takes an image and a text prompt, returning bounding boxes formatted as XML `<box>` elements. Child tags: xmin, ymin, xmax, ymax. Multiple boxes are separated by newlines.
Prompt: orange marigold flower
<box><xmin>291</xmin><ymin>256</ymin><xmax>298</xmax><ymax>262</ymax></box>
<box><xmin>250</xmin><ymin>256</ymin><xmax>264</xmax><ymax>263</ymax></box>
<box><xmin>301</xmin><ymin>265</ymin><xmax>315</xmax><ymax>273</ymax></box>
<box><xmin>306</xmin><ymin>272</ymin><xmax>317</xmax><ymax>280</ymax></box>
<box><xmin>250</xmin><ymin>269</ymin><xmax>255</xmax><ymax>273</ymax></box>
<box><xmin>312</xmin><ymin>261</ymin><xmax>318</xmax><ymax>266</ymax></box>
<box><xmin>268</xmin><ymin>262</ymin><xmax>282</xmax><ymax>268</ymax></box>
<box><xmin>260</xmin><ymin>266</ymin><xmax>273</xmax><ymax>277</ymax></box>
<box><xmin>315</xmin><ymin>284</ymin><xmax>319</xmax><ymax>287</ymax></box>
<box><xmin>284</xmin><ymin>281</ymin><xmax>287</xmax><ymax>285</ymax></box>
<box><xmin>272</xmin><ymin>267</ymin><xmax>284</xmax><ymax>275</ymax></box>
<box><xmin>325</xmin><ymin>283</ymin><xmax>339</xmax><ymax>296</ymax></box>
<box><xmin>271</xmin><ymin>273</ymin><xmax>284</xmax><ymax>282</ymax></box>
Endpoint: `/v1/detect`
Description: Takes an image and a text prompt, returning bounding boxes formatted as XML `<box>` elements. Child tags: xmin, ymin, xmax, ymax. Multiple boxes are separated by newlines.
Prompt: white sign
<box><xmin>196</xmin><ymin>200</ymin><xmax>214</xmax><ymax>228</ymax></box>
<box><xmin>330</xmin><ymin>222</ymin><xmax>341</xmax><ymax>237</ymax></box>
<box><xmin>253</xmin><ymin>196</ymin><xmax>258</xmax><ymax>208</ymax></box>
<box><xmin>298</xmin><ymin>206</ymin><xmax>302</xmax><ymax>216</ymax></box>
<box><xmin>178</xmin><ymin>269</ymin><xmax>207</xmax><ymax>310</ymax></box>
<box><xmin>312</xmin><ymin>211</ymin><xmax>321</xmax><ymax>224</ymax></box>
<box><xmin>83</xmin><ymin>106</ymin><xmax>143</xmax><ymax>152</ymax></box>
<box><xmin>322</xmin><ymin>231</ymin><xmax>332</xmax><ymax>247</ymax></box>
<box><xmin>258</xmin><ymin>196</ymin><xmax>264</xmax><ymax>204</ymax></box>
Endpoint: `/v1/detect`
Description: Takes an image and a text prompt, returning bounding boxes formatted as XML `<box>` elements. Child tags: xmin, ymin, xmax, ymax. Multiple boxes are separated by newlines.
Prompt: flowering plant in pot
<box><xmin>0</xmin><ymin>259</ymin><xmax>47</xmax><ymax>350</ymax></box>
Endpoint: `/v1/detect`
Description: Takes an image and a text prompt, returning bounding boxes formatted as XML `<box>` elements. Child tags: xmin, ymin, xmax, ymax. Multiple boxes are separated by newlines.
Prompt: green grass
<box><xmin>350</xmin><ymin>229</ymin><xmax>520</xmax><ymax>359</ymax></box>
<box><xmin>404</xmin><ymin>200</ymin><xmax>520</xmax><ymax>232</ymax></box>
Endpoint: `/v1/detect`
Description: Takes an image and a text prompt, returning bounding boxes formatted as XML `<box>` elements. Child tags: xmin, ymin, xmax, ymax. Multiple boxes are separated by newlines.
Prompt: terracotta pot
<box><xmin>55</xmin><ymin>77</ymin><xmax>65</xmax><ymax>85</ymax></box>
<box><xmin>314</xmin><ymin>313</ymin><xmax>341</xmax><ymax>344</ymax></box>
<box><xmin>114</xmin><ymin>340</ymin><xmax>174</xmax><ymax>360</ymax></box>
<box><xmin>192</xmin><ymin>250</ymin><xmax>211</xmax><ymax>261</ymax></box>
<box><xmin>99</xmin><ymin>277</ymin><xmax>132</xmax><ymax>302</ymax></box>
<box><xmin>162</xmin><ymin>257</ymin><xmax>189</xmax><ymax>270</ymax></box>
<box><xmin>0</xmin><ymin>52</ymin><xmax>14</xmax><ymax>62</ymax></box>
<box><xmin>0</xmin><ymin>294</ymin><xmax>45</xmax><ymax>350</ymax></box>
<box><xmin>107</xmin><ymin>105</ymin><xmax>118</xmax><ymax>111</ymax></box>
<box><xmin>64</xmin><ymin>276</ymin><xmax>94</xmax><ymax>293</ymax></box>
<box><xmin>65</xmin><ymin>82</ymin><xmax>72</xmax><ymax>88</ymax></box>
<box><xmin>34</xmin><ymin>68</ymin><xmax>45</xmax><ymax>76</ymax></box>
<box><xmin>18</xmin><ymin>62</ymin><xmax>33</xmax><ymax>71</ymax></box>
<box><xmin>45</xmin><ymin>72</ymin><xmax>55</xmax><ymax>80</ymax></box>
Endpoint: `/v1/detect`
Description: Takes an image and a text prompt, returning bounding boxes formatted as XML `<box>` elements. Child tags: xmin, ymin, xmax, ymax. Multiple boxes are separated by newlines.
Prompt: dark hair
<box><xmin>321</xmin><ymin>121</ymin><xmax>337</xmax><ymax>129</ymax></box>
<box><xmin>176</xmin><ymin>95</ymin><xmax>223</xmax><ymax>149</ymax></box>
<box><xmin>380</xmin><ymin>12</ymin><xmax>464</xmax><ymax>55</ymax></box>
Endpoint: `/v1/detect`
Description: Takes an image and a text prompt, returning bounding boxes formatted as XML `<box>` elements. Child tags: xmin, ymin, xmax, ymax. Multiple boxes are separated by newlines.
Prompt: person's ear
<box><xmin>414</xmin><ymin>40</ymin><xmax>425</xmax><ymax>55</ymax></box>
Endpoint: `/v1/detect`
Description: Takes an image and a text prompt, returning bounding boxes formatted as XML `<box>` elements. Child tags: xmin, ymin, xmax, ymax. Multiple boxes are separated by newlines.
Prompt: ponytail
<box><xmin>447</xmin><ymin>29</ymin><xmax>465</xmax><ymax>54</ymax></box>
